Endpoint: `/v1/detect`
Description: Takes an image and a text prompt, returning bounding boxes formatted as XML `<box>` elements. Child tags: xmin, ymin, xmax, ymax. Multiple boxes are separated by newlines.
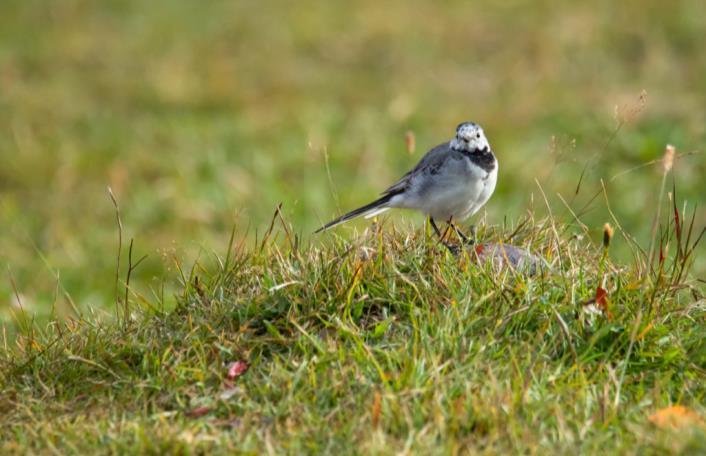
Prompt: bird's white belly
<box><xmin>387</xmin><ymin>156</ymin><xmax>498</xmax><ymax>222</ymax></box>
<box><xmin>423</xmin><ymin>183</ymin><xmax>479</xmax><ymax>220</ymax></box>
<box><xmin>424</xmin><ymin>166</ymin><xmax>497</xmax><ymax>221</ymax></box>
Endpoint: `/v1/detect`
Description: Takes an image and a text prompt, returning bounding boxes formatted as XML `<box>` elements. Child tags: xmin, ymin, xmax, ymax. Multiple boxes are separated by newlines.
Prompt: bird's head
<box><xmin>450</xmin><ymin>122</ymin><xmax>490</xmax><ymax>153</ymax></box>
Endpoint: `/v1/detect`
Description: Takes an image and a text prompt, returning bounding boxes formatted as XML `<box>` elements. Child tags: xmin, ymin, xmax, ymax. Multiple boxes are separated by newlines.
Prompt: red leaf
<box><xmin>659</xmin><ymin>242</ymin><xmax>665</xmax><ymax>265</ymax></box>
<box><xmin>186</xmin><ymin>406</ymin><xmax>210</xmax><ymax>418</ymax></box>
<box><xmin>595</xmin><ymin>286</ymin><xmax>612</xmax><ymax>319</ymax></box>
<box><xmin>227</xmin><ymin>360</ymin><xmax>249</xmax><ymax>380</ymax></box>
<box><xmin>595</xmin><ymin>287</ymin><xmax>607</xmax><ymax>306</ymax></box>
<box><xmin>674</xmin><ymin>203</ymin><xmax>681</xmax><ymax>238</ymax></box>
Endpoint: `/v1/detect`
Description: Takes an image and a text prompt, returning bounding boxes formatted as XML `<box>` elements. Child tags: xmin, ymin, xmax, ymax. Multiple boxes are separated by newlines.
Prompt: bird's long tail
<box><xmin>315</xmin><ymin>194</ymin><xmax>394</xmax><ymax>233</ymax></box>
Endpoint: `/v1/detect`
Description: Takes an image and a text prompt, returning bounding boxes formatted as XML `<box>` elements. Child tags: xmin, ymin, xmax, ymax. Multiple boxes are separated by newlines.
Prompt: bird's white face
<box><xmin>450</xmin><ymin>122</ymin><xmax>490</xmax><ymax>152</ymax></box>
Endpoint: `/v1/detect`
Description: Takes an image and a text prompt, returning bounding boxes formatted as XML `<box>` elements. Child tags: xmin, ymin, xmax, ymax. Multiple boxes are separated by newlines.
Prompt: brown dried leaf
<box><xmin>595</xmin><ymin>286</ymin><xmax>612</xmax><ymax>319</ymax></box>
<box><xmin>185</xmin><ymin>406</ymin><xmax>211</xmax><ymax>418</ymax></box>
<box><xmin>405</xmin><ymin>131</ymin><xmax>416</xmax><ymax>154</ymax></box>
<box><xmin>371</xmin><ymin>391</ymin><xmax>382</xmax><ymax>429</ymax></box>
<box><xmin>648</xmin><ymin>405</ymin><xmax>703</xmax><ymax>429</ymax></box>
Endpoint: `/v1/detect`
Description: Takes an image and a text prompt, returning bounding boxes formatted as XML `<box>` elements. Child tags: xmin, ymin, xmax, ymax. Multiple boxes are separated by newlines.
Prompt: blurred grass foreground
<box><xmin>1</xmin><ymin>0</ymin><xmax>705</xmax><ymax>324</ymax></box>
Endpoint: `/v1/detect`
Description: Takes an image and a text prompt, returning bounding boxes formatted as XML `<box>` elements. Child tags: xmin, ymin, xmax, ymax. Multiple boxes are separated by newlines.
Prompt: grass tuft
<box><xmin>2</xmin><ymin>209</ymin><xmax>704</xmax><ymax>453</ymax></box>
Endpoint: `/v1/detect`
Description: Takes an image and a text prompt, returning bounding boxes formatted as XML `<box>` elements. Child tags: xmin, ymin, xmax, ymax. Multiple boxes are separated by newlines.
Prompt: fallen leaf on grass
<box><xmin>227</xmin><ymin>360</ymin><xmax>249</xmax><ymax>380</ymax></box>
<box><xmin>584</xmin><ymin>286</ymin><xmax>612</xmax><ymax>319</ymax></box>
<box><xmin>371</xmin><ymin>391</ymin><xmax>382</xmax><ymax>429</ymax></box>
<box><xmin>595</xmin><ymin>286</ymin><xmax>611</xmax><ymax>316</ymax></box>
<box><xmin>648</xmin><ymin>405</ymin><xmax>703</xmax><ymax>429</ymax></box>
<box><xmin>185</xmin><ymin>406</ymin><xmax>211</xmax><ymax>418</ymax></box>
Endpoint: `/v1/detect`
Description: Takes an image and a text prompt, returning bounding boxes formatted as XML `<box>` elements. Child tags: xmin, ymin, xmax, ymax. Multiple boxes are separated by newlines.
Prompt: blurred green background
<box><xmin>1</xmin><ymin>0</ymin><xmax>704</xmax><ymax>324</ymax></box>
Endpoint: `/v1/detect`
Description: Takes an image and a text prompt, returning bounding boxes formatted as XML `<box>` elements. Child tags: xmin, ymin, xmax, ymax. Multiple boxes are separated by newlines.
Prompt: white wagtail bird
<box><xmin>316</xmin><ymin>122</ymin><xmax>498</xmax><ymax>245</ymax></box>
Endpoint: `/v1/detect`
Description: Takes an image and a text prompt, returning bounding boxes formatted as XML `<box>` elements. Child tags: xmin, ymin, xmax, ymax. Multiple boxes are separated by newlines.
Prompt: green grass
<box><xmin>2</xmin><ymin>0</ymin><xmax>706</xmax><ymax>453</ymax></box>
<box><xmin>1</xmin><ymin>0</ymin><xmax>705</xmax><ymax>323</ymax></box>
<box><xmin>2</xmin><ymin>213</ymin><xmax>705</xmax><ymax>453</ymax></box>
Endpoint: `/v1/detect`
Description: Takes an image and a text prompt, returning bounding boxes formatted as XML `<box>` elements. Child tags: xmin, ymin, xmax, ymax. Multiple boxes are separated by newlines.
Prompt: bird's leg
<box><xmin>445</xmin><ymin>217</ymin><xmax>463</xmax><ymax>242</ymax></box>
<box><xmin>453</xmin><ymin>223</ymin><xmax>474</xmax><ymax>244</ymax></box>
<box><xmin>445</xmin><ymin>217</ymin><xmax>474</xmax><ymax>245</ymax></box>
<box><xmin>431</xmin><ymin>217</ymin><xmax>454</xmax><ymax>242</ymax></box>
<box><xmin>429</xmin><ymin>217</ymin><xmax>442</xmax><ymax>238</ymax></box>
<box><xmin>430</xmin><ymin>217</ymin><xmax>458</xmax><ymax>254</ymax></box>
<box><xmin>469</xmin><ymin>224</ymin><xmax>477</xmax><ymax>245</ymax></box>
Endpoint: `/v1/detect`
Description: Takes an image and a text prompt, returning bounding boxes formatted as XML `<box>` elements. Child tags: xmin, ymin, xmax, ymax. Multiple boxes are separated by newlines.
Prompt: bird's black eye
<box><xmin>476</xmin><ymin>134</ymin><xmax>480</xmax><ymax>138</ymax></box>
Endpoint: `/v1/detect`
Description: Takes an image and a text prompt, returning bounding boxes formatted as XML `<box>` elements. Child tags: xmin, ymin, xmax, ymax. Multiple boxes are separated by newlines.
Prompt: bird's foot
<box><xmin>443</xmin><ymin>242</ymin><xmax>461</xmax><ymax>255</ymax></box>
<box><xmin>466</xmin><ymin>225</ymin><xmax>478</xmax><ymax>245</ymax></box>
<box><xmin>451</xmin><ymin>224</ymin><xmax>476</xmax><ymax>245</ymax></box>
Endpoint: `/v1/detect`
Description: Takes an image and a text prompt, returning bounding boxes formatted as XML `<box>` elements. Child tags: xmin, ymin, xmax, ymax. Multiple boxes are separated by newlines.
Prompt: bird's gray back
<box><xmin>382</xmin><ymin>142</ymin><xmax>453</xmax><ymax>196</ymax></box>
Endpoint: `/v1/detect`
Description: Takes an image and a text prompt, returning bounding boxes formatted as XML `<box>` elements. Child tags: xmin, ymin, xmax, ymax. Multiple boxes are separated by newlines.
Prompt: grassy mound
<box><xmin>2</xmin><ymin>215</ymin><xmax>704</xmax><ymax>454</ymax></box>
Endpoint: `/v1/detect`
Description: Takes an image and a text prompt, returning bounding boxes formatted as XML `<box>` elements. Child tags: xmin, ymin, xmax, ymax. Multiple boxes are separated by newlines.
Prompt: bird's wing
<box><xmin>381</xmin><ymin>142</ymin><xmax>452</xmax><ymax>195</ymax></box>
